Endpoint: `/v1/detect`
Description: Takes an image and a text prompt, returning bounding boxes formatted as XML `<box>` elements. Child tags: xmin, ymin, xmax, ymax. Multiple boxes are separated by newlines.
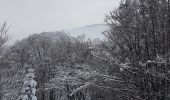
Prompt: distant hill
<box><xmin>39</xmin><ymin>24</ymin><xmax>109</xmax><ymax>41</ymax></box>
<box><xmin>65</xmin><ymin>24</ymin><xmax>109</xmax><ymax>40</ymax></box>
<box><xmin>9</xmin><ymin>24</ymin><xmax>109</xmax><ymax>45</ymax></box>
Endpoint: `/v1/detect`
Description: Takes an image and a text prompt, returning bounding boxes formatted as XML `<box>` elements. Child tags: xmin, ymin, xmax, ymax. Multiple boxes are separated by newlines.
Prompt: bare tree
<box><xmin>0</xmin><ymin>21</ymin><xmax>9</xmax><ymax>100</ymax></box>
<box><xmin>0</xmin><ymin>21</ymin><xmax>9</xmax><ymax>49</ymax></box>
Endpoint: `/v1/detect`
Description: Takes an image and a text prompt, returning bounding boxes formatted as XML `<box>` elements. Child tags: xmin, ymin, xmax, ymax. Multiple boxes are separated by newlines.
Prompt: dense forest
<box><xmin>1</xmin><ymin>0</ymin><xmax>170</xmax><ymax>100</ymax></box>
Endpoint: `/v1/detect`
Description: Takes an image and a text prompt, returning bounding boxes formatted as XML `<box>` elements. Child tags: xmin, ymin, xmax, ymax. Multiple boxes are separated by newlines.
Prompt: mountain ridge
<box><xmin>9</xmin><ymin>24</ymin><xmax>109</xmax><ymax>45</ymax></box>
<box><xmin>65</xmin><ymin>24</ymin><xmax>108</xmax><ymax>40</ymax></box>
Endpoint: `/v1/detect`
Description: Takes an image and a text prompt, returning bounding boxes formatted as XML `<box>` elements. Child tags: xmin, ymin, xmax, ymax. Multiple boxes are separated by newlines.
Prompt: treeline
<box><xmin>1</xmin><ymin>0</ymin><xmax>170</xmax><ymax>100</ymax></box>
<box><xmin>0</xmin><ymin>30</ymin><xmax>111</xmax><ymax>100</ymax></box>
<box><xmin>104</xmin><ymin>0</ymin><xmax>170</xmax><ymax>99</ymax></box>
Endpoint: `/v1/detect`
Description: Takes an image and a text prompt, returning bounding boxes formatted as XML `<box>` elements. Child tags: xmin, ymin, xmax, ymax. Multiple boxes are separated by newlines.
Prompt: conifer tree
<box><xmin>17</xmin><ymin>68</ymin><xmax>37</xmax><ymax>100</ymax></box>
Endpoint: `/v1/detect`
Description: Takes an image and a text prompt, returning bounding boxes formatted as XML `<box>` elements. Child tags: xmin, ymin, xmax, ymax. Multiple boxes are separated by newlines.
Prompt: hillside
<box><xmin>65</xmin><ymin>24</ymin><xmax>108</xmax><ymax>40</ymax></box>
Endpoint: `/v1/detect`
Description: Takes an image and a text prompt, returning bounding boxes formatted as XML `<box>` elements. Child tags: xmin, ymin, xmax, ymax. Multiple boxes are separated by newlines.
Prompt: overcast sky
<box><xmin>0</xmin><ymin>0</ymin><xmax>120</xmax><ymax>42</ymax></box>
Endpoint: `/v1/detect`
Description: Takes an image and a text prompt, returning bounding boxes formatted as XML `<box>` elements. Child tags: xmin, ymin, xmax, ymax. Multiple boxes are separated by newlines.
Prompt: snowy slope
<box><xmin>65</xmin><ymin>24</ymin><xmax>109</xmax><ymax>40</ymax></box>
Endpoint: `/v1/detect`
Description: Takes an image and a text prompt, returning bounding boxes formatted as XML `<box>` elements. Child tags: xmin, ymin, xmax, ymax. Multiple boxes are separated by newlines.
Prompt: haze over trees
<box><xmin>1</xmin><ymin>0</ymin><xmax>170</xmax><ymax>100</ymax></box>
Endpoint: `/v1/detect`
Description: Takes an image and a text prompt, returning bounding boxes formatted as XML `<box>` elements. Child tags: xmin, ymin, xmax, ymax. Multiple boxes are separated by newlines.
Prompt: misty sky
<box><xmin>0</xmin><ymin>0</ymin><xmax>120</xmax><ymax>42</ymax></box>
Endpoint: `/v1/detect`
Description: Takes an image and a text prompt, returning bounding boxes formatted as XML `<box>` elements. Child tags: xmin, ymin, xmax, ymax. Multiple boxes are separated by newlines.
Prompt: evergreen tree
<box><xmin>17</xmin><ymin>68</ymin><xmax>37</xmax><ymax>100</ymax></box>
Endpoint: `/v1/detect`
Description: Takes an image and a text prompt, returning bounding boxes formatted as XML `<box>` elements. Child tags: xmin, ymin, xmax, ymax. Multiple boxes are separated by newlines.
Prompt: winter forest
<box><xmin>1</xmin><ymin>0</ymin><xmax>170</xmax><ymax>100</ymax></box>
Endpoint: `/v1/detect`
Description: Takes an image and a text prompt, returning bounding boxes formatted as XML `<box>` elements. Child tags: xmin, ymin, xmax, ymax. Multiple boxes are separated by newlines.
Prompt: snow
<box><xmin>8</xmin><ymin>24</ymin><xmax>109</xmax><ymax>45</ymax></box>
<box><xmin>65</xmin><ymin>24</ymin><xmax>109</xmax><ymax>40</ymax></box>
<box><xmin>24</xmin><ymin>79</ymin><xmax>37</xmax><ymax>89</ymax></box>
<box><xmin>17</xmin><ymin>68</ymin><xmax>37</xmax><ymax>100</ymax></box>
<box><xmin>70</xmin><ymin>82</ymin><xmax>91</xmax><ymax>96</ymax></box>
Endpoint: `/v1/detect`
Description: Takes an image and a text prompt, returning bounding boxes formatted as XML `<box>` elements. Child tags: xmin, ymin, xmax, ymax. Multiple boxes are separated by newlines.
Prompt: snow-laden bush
<box><xmin>17</xmin><ymin>68</ymin><xmax>37</xmax><ymax>100</ymax></box>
